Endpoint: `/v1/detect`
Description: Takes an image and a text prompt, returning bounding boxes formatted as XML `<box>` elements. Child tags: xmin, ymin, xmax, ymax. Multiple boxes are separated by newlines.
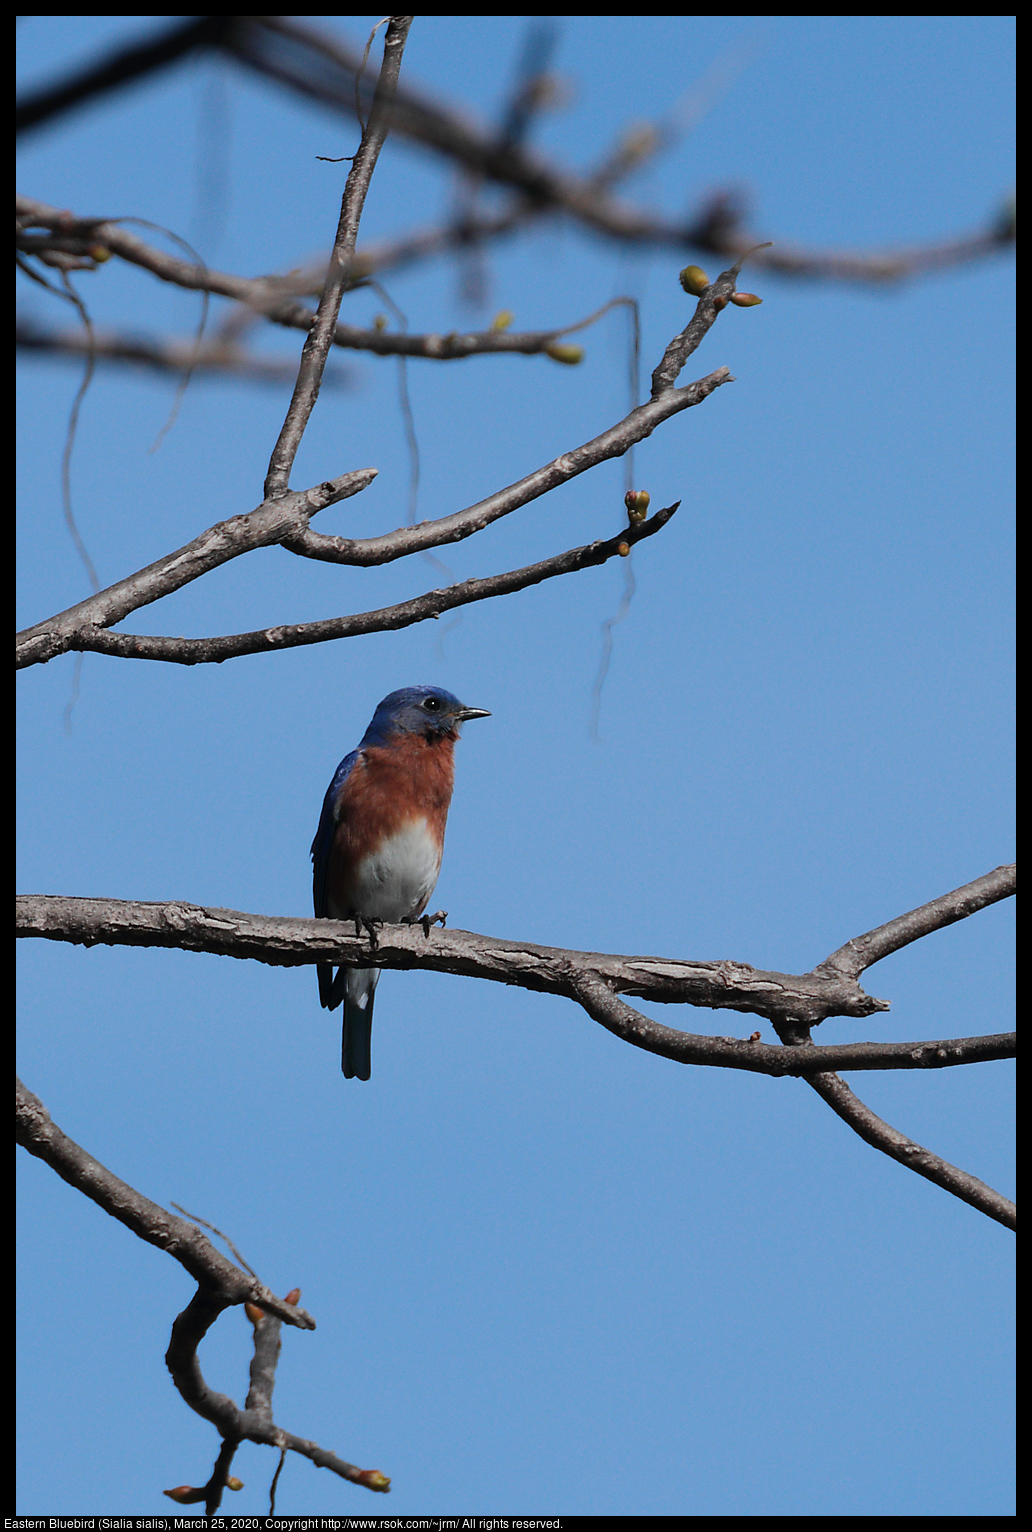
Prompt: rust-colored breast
<box><xmin>326</xmin><ymin>732</ymin><xmax>456</xmax><ymax>914</ymax></box>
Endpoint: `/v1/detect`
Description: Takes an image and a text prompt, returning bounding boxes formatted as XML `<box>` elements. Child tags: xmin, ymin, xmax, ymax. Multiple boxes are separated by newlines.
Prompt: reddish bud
<box><xmin>617</xmin><ymin>541</ymin><xmax>631</xmax><ymax>557</ymax></box>
<box><xmin>164</xmin><ymin>1486</ymin><xmax>200</xmax><ymax>1503</ymax></box>
<box><xmin>624</xmin><ymin>489</ymin><xmax>650</xmax><ymax>522</ymax></box>
<box><xmin>729</xmin><ymin>292</ymin><xmax>763</xmax><ymax>307</ymax></box>
<box><xmin>356</xmin><ymin>1469</ymin><xmax>392</xmax><ymax>1492</ymax></box>
<box><xmin>244</xmin><ymin>1302</ymin><xmax>264</xmax><ymax>1325</ymax></box>
<box><xmin>284</xmin><ymin>1288</ymin><xmax>301</xmax><ymax>1306</ymax></box>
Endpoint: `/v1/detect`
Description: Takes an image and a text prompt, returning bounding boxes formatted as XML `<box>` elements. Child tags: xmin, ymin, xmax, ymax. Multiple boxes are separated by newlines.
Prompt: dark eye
<box><xmin>423</xmin><ymin>696</ymin><xmax>441</xmax><ymax>710</ymax></box>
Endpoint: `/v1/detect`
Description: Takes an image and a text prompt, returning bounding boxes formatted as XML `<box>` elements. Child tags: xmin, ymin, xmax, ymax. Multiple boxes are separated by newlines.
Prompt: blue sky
<box><xmin>17</xmin><ymin>15</ymin><xmax>1014</xmax><ymax>1517</ymax></box>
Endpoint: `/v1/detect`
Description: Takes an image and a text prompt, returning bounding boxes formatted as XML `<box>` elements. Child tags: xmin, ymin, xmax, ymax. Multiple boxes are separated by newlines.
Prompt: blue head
<box><xmin>361</xmin><ymin>686</ymin><xmax>490</xmax><ymax>746</ymax></box>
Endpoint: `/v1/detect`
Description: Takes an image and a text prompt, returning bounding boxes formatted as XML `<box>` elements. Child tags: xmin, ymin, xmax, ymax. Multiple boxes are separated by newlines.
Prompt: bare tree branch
<box><xmin>15</xmin><ymin>468</ymin><xmax>378</xmax><ymax>669</ymax></box>
<box><xmin>15</xmin><ymin>1077</ymin><xmax>390</xmax><ymax>1506</ymax></box>
<box><xmin>16</xmin><ymin>197</ymin><xmax>632</xmax><ymax>362</ymax></box>
<box><xmin>29</xmin><ymin>504</ymin><xmax>687</xmax><ymax>665</ymax></box>
<box><xmin>16</xmin><ymin>878</ymin><xmax>1014</xmax><ymax>1059</ymax></box>
<box><xmin>17</xmin><ymin>888</ymin><xmax>1015</xmax><ymax>1231</ymax></box>
<box><xmin>15</xmin><ymin>1078</ymin><xmax>313</xmax><ymax>1327</ymax></box>
<box><xmin>228</xmin><ymin>18</ymin><xmax>1015</xmax><ymax>286</ymax></box>
<box><xmin>805</xmin><ymin>1071</ymin><xmax>1015</xmax><ymax>1230</ymax></box>
<box><xmin>265</xmin><ymin>16</ymin><xmax>411</xmax><ymax>499</ymax></box>
<box><xmin>15</xmin><ymin>16</ymin><xmax>234</xmax><ymax>134</ymax></box>
<box><xmin>16</xmin><ymin>272</ymin><xmax>736</xmax><ymax>669</ymax></box>
<box><xmin>16</xmin><ymin>316</ymin><xmax>355</xmax><ymax>387</ymax></box>
<box><xmin>164</xmin><ymin>1286</ymin><xmax>388</xmax><ymax>1508</ymax></box>
<box><xmin>278</xmin><ymin>367</ymin><xmax>729</xmax><ymax>568</ymax></box>
<box><xmin>17</xmin><ymin>18</ymin><xmax>1014</xmax><ymax>287</ymax></box>
<box><xmin>815</xmin><ymin>865</ymin><xmax>1016</xmax><ymax>981</ymax></box>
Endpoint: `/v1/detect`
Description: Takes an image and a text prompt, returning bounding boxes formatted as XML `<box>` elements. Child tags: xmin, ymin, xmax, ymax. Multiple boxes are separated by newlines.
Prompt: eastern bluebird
<box><xmin>311</xmin><ymin>686</ymin><xmax>490</xmax><ymax>1079</ymax></box>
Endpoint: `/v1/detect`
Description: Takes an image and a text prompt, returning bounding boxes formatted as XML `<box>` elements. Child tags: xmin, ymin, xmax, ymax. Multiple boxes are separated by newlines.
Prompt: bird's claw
<box><xmin>353</xmin><ymin>914</ymin><xmax>382</xmax><ymax>951</ymax></box>
<box><xmin>403</xmin><ymin>909</ymin><xmax>448</xmax><ymax>937</ymax></box>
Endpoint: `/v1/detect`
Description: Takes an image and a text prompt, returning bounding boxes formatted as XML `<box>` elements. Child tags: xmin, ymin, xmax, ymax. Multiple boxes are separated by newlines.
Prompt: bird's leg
<box><xmin>352</xmin><ymin>913</ymin><xmax>382</xmax><ymax>951</ymax></box>
<box><xmin>403</xmin><ymin>909</ymin><xmax>448</xmax><ymax>938</ymax></box>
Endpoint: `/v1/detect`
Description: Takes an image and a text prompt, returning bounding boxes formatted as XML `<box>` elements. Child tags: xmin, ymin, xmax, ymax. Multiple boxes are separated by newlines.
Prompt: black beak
<box><xmin>455</xmin><ymin>706</ymin><xmax>491</xmax><ymax>722</ymax></box>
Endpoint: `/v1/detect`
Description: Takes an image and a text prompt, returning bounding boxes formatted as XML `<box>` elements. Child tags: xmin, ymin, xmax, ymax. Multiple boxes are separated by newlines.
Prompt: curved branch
<box><xmin>563</xmin><ymin>977</ymin><xmax>1014</xmax><ymax>1227</ymax></box>
<box><xmin>806</xmin><ymin>1071</ymin><xmax>1015</xmax><ymax>1230</ymax></box>
<box><xmin>18</xmin><ymin>889</ymin><xmax>1012</xmax><ymax>1054</ymax></box>
<box><xmin>816</xmin><ymin>865</ymin><xmax>1016</xmax><ymax>981</ymax></box>
<box><xmin>40</xmin><ymin>500</ymin><xmax>684</xmax><ymax>665</ymax></box>
<box><xmin>16</xmin><ymin>1077</ymin><xmax>389</xmax><ymax>1506</ymax></box>
<box><xmin>16</xmin><ymin>198</ymin><xmax>631</xmax><ymax>362</ymax></box>
<box><xmin>15</xmin><ymin>1078</ymin><xmax>313</xmax><ymax>1327</ymax></box>
<box><xmin>15</xmin><ymin>469</ymin><xmax>377</xmax><ymax>669</ymax></box>
<box><xmin>279</xmin><ymin>367</ymin><xmax>729</xmax><ymax>568</ymax></box>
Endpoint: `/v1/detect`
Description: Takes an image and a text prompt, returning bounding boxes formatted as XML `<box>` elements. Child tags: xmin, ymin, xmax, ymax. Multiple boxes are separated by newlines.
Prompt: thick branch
<box><xmin>265</xmin><ymin>16</ymin><xmax>411</xmax><ymax>498</ymax></box>
<box><xmin>18</xmin><ymin>890</ymin><xmax>1011</xmax><ymax>1057</ymax></box>
<box><xmin>563</xmin><ymin>978</ymin><xmax>1013</xmax><ymax>1227</ymax></box>
<box><xmin>15</xmin><ymin>468</ymin><xmax>376</xmax><ymax>669</ymax></box>
<box><xmin>806</xmin><ymin>1071</ymin><xmax>1015</xmax><ymax>1230</ymax></box>
<box><xmin>816</xmin><ymin>865</ymin><xmax>1016</xmax><ymax>981</ymax></box>
<box><xmin>15</xmin><ymin>1078</ymin><xmax>314</xmax><ymax>1327</ymax></box>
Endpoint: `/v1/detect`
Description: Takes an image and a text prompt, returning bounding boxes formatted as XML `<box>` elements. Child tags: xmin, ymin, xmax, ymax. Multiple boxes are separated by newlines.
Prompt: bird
<box><xmin>311</xmin><ymin>685</ymin><xmax>490</xmax><ymax>1079</ymax></box>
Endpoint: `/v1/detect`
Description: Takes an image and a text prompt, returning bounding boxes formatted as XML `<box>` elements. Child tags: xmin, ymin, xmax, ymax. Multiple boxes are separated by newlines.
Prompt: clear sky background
<box><xmin>17</xmin><ymin>15</ymin><xmax>1014</xmax><ymax>1518</ymax></box>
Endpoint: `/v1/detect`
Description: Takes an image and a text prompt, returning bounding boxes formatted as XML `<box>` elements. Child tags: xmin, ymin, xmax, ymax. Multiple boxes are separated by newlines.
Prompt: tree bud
<box><xmin>729</xmin><ymin>292</ymin><xmax>763</xmax><ymax>307</ymax></box>
<box><xmin>491</xmin><ymin>309</ymin><xmax>514</xmax><ymax>331</ymax></box>
<box><xmin>679</xmin><ymin>265</ymin><xmax>710</xmax><ymax>295</ymax></box>
<box><xmin>545</xmin><ymin>343</ymin><xmax>584</xmax><ymax>365</ymax></box>
<box><xmin>624</xmin><ymin>489</ymin><xmax>650</xmax><ymax>522</ymax></box>
<box><xmin>356</xmin><ymin>1469</ymin><xmax>392</xmax><ymax>1492</ymax></box>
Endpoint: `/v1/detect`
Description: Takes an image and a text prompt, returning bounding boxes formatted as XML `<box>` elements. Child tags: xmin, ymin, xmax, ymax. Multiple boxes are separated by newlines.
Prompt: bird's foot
<box><xmin>353</xmin><ymin>913</ymin><xmax>383</xmax><ymax>951</ymax></box>
<box><xmin>403</xmin><ymin>909</ymin><xmax>448</xmax><ymax>938</ymax></box>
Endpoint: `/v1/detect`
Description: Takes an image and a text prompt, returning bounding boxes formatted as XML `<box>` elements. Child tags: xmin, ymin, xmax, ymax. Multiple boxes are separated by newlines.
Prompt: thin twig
<box><xmin>264</xmin><ymin>17</ymin><xmax>411</xmax><ymax>498</ymax></box>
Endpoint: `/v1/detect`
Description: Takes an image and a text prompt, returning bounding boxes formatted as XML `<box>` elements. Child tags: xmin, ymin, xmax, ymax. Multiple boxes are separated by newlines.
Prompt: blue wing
<box><xmin>311</xmin><ymin>749</ymin><xmax>360</xmax><ymax>1010</ymax></box>
<box><xmin>311</xmin><ymin>748</ymin><xmax>359</xmax><ymax>919</ymax></box>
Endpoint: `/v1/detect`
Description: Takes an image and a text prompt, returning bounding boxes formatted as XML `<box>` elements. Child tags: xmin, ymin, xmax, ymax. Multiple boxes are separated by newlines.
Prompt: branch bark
<box><xmin>57</xmin><ymin>500</ymin><xmax>682</xmax><ymax>664</ymax></box>
<box><xmin>16</xmin><ymin>870</ymin><xmax>1015</xmax><ymax>1067</ymax></box>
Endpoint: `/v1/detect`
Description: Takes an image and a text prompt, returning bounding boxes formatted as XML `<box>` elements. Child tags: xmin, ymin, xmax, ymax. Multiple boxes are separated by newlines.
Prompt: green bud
<box><xmin>624</xmin><ymin>489</ymin><xmax>650</xmax><ymax>522</ymax></box>
<box><xmin>729</xmin><ymin>292</ymin><xmax>763</xmax><ymax>307</ymax></box>
<box><xmin>491</xmin><ymin>309</ymin><xmax>514</xmax><ymax>331</ymax></box>
<box><xmin>545</xmin><ymin>343</ymin><xmax>584</xmax><ymax>365</ymax></box>
<box><xmin>679</xmin><ymin>265</ymin><xmax>710</xmax><ymax>296</ymax></box>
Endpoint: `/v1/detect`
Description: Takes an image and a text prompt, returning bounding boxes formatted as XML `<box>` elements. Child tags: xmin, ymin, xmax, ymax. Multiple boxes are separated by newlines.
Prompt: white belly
<box><xmin>347</xmin><ymin>818</ymin><xmax>442</xmax><ymax>923</ymax></box>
